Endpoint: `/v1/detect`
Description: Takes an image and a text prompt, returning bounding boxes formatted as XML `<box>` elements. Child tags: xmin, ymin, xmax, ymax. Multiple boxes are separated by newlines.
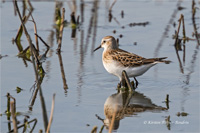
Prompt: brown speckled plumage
<box><xmin>104</xmin><ymin>48</ymin><xmax>168</xmax><ymax>67</ymax></box>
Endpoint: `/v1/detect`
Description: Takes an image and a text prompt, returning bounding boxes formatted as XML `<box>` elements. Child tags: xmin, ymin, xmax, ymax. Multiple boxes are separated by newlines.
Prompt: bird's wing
<box><xmin>110</xmin><ymin>49</ymin><xmax>146</xmax><ymax>67</ymax></box>
<box><xmin>111</xmin><ymin>49</ymin><xmax>170</xmax><ymax>67</ymax></box>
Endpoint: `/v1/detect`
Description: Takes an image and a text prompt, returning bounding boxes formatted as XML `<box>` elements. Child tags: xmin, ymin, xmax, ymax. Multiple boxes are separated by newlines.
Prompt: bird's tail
<box><xmin>143</xmin><ymin>57</ymin><xmax>171</xmax><ymax>64</ymax></box>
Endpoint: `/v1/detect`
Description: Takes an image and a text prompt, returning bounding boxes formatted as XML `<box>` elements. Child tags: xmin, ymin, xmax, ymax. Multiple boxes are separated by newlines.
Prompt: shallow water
<box><xmin>1</xmin><ymin>0</ymin><xmax>200</xmax><ymax>132</ymax></box>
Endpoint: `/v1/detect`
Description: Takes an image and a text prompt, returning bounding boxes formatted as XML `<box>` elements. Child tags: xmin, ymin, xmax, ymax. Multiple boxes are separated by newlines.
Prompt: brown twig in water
<box><xmin>174</xmin><ymin>45</ymin><xmax>184</xmax><ymax>73</ymax></box>
<box><xmin>46</xmin><ymin>93</ymin><xmax>56</xmax><ymax>133</ymax></box>
<box><xmin>165</xmin><ymin>94</ymin><xmax>169</xmax><ymax>109</ymax></box>
<box><xmin>7</xmin><ymin>93</ymin><xmax>11</xmax><ymax>114</ymax></box>
<box><xmin>35</xmin><ymin>33</ymin><xmax>50</xmax><ymax>49</ymax></box>
<box><xmin>109</xmin><ymin>105</ymin><xmax>117</xmax><ymax>133</ymax></box>
<box><xmin>182</xmin><ymin>14</ymin><xmax>186</xmax><ymax>65</ymax></box>
<box><xmin>99</xmin><ymin>125</ymin><xmax>104</xmax><ymax>133</ymax></box>
<box><xmin>22</xmin><ymin>116</ymin><xmax>28</xmax><ymax>133</ymax></box>
<box><xmin>39</xmin><ymin>83</ymin><xmax>49</xmax><ymax>132</ymax></box>
<box><xmin>174</xmin><ymin>14</ymin><xmax>182</xmax><ymax>45</ymax></box>
<box><xmin>181</xmin><ymin>14</ymin><xmax>186</xmax><ymax>64</ymax></box>
<box><xmin>165</xmin><ymin>94</ymin><xmax>169</xmax><ymax>103</ymax></box>
<box><xmin>183</xmin><ymin>44</ymin><xmax>186</xmax><ymax>64</ymax></box>
<box><xmin>7</xmin><ymin>95</ymin><xmax>17</xmax><ymax>132</ymax></box>
<box><xmin>30</xmin><ymin>13</ymin><xmax>39</xmax><ymax>51</ymax></box>
<box><xmin>57</xmin><ymin>8</ymin><xmax>65</xmax><ymax>52</ymax></box>
<box><xmin>8</xmin><ymin>95</ymin><xmax>16</xmax><ymax>113</ymax></box>
<box><xmin>120</xmin><ymin>91</ymin><xmax>133</xmax><ymax>119</ymax></box>
<box><xmin>57</xmin><ymin>52</ymin><xmax>68</xmax><ymax>90</ymax></box>
<box><xmin>29</xmin><ymin>77</ymin><xmax>49</xmax><ymax>133</ymax></box>
<box><xmin>113</xmin><ymin>17</ymin><xmax>120</xmax><ymax>26</ymax></box>
<box><xmin>174</xmin><ymin>14</ymin><xmax>185</xmax><ymax>73</ymax></box>
<box><xmin>10</xmin><ymin>118</ymin><xmax>37</xmax><ymax>132</ymax></box>
<box><xmin>10</xmin><ymin>101</ymin><xmax>18</xmax><ymax>133</ymax></box>
<box><xmin>192</xmin><ymin>0</ymin><xmax>200</xmax><ymax>45</ymax></box>
<box><xmin>29</xmin><ymin>77</ymin><xmax>42</xmax><ymax>107</ymax></box>
<box><xmin>181</xmin><ymin>14</ymin><xmax>186</xmax><ymax>43</ymax></box>
<box><xmin>71</xmin><ymin>12</ymin><xmax>77</xmax><ymax>38</ymax></box>
<box><xmin>27</xmin><ymin>0</ymin><xmax>33</xmax><ymax>10</ymax></box>
<box><xmin>108</xmin><ymin>0</ymin><xmax>117</xmax><ymax>23</ymax></box>
<box><xmin>165</xmin><ymin>116</ymin><xmax>171</xmax><ymax>130</ymax></box>
<box><xmin>91</xmin><ymin>126</ymin><xmax>98</xmax><ymax>133</ymax></box>
<box><xmin>22</xmin><ymin>0</ymin><xmax>26</xmax><ymax>18</ymax></box>
<box><xmin>6</xmin><ymin>93</ymin><xmax>11</xmax><ymax>132</ymax></box>
<box><xmin>109</xmin><ymin>0</ymin><xmax>117</xmax><ymax>11</ymax></box>
<box><xmin>71</xmin><ymin>12</ymin><xmax>77</xmax><ymax>24</ymax></box>
<box><xmin>121</xmin><ymin>70</ymin><xmax>135</xmax><ymax>91</ymax></box>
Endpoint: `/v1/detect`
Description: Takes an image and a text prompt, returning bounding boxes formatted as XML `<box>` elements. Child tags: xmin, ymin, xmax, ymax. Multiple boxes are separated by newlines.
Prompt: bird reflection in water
<box><xmin>98</xmin><ymin>90</ymin><xmax>167</xmax><ymax>131</ymax></box>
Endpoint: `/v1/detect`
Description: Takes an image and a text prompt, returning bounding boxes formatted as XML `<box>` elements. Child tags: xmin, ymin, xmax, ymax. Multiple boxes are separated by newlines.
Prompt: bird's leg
<box><xmin>134</xmin><ymin>77</ymin><xmax>139</xmax><ymax>88</ymax></box>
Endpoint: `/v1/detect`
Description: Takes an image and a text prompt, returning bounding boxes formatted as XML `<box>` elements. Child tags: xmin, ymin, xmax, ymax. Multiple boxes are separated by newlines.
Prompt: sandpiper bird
<box><xmin>94</xmin><ymin>36</ymin><xmax>170</xmax><ymax>87</ymax></box>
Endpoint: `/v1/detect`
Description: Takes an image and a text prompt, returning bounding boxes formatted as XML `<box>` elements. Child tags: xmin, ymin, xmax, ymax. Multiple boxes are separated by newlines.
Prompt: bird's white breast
<box><xmin>103</xmin><ymin>58</ymin><xmax>123</xmax><ymax>78</ymax></box>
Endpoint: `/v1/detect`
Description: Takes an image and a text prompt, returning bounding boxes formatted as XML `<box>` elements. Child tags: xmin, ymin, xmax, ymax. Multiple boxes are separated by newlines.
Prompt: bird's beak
<box><xmin>93</xmin><ymin>45</ymin><xmax>101</xmax><ymax>52</ymax></box>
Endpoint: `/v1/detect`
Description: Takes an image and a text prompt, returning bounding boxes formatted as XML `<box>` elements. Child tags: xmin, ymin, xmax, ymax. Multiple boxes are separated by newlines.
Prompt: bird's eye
<box><xmin>103</xmin><ymin>40</ymin><xmax>106</xmax><ymax>43</ymax></box>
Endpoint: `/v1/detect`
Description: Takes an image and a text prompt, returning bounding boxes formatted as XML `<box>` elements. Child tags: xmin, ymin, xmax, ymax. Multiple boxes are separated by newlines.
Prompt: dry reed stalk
<box><xmin>121</xmin><ymin>70</ymin><xmax>134</xmax><ymax>91</ymax></box>
<box><xmin>57</xmin><ymin>52</ymin><xmax>68</xmax><ymax>90</ymax></box>
<box><xmin>30</xmin><ymin>14</ymin><xmax>39</xmax><ymax>51</ymax></box>
<box><xmin>182</xmin><ymin>14</ymin><xmax>186</xmax><ymax>64</ymax></box>
<box><xmin>109</xmin><ymin>0</ymin><xmax>117</xmax><ymax>11</ymax></box>
<box><xmin>57</xmin><ymin>8</ymin><xmax>65</xmax><ymax>52</ymax></box>
<box><xmin>27</xmin><ymin>0</ymin><xmax>33</xmax><ymax>10</ymax></box>
<box><xmin>174</xmin><ymin>14</ymin><xmax>182</xmax><ymax>45</ymax></box>
<box><xmin>39</xmin><ymin>86</ymin><xmax>49</xmax><ymax>132</ymax></box>
<box><xmin>6</xmin><ymin>93</ymin><xmax>11</xmax><ymax>132</ymax></box>
<box><xmin>181</xmin><ymin>14</ymin><xmax>186</xmax><ymax>43</ymax></box>
<box><xmin>46</xmin><ymin>94</ymin><xmax>56</xmax><ymax>133</ymax></box>
<box><xmin>192</xmin><ymin>0</ymin><xmax>200</xmax><ymax>45</ymax></box>
<box><xmin>174</xmin><ymin>14</ymin><xmax>186</xmax><ymax>73</ymax></box>
<box><xmin>10</xmin><ymin>101</ymin><xmax>18</xmax><ymax>133</ymax></box>
<box><xmin>109</xmin><ymin>105</ymin><xmax>117</xmax><ymax>133</ymax></box>
<box><xmin>7</xmin><ymin>93</ymin><xmax>11</xmax><ymax>114</ymax></box>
